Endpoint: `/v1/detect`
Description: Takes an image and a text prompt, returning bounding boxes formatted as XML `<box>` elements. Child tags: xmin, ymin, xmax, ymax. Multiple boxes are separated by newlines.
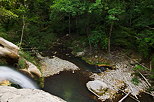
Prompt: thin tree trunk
<box><xmin>150</xmin><ymin>61</ymin><xmax>152</xmax><ymax>71</ymax></box>
<box><xmin>76</xmin><ymin>17</ymin><xmax>78</xmax><ymax>34</ymax></box>
<box><xmin>86</xmin><ymin>27</ymin><xmax>92</xmax><ymax>53</ymax></box>
<box><xmin>86</xmin><ymin>14</ymin><xmax>92</xmax><ymax>53</ymax></box>
<box><xmin>19</xmin><ymin>15</ymin><xmax>25</xmax><ymax>48</ymax></box>
<box><xmin>108</xmin><ymin>22</ymin><xmax>113</xmax><ymax>56</ymax></box>
<box><xmin>68</xmin><ymin>14</ymin><xmax>71</xmax><ymax>34</ymax></box>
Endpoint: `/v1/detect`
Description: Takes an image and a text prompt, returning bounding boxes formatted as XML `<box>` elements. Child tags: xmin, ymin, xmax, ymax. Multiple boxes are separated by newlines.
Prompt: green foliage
<box><xmin>51</xmin><ymin>0</ymin><xmax>87</xmax><ymax>16</ymax></box>
<box><xmin>0</xmin><ymin>7</ymin><xmax>18</xmax><ymax>18</ymax></box>
<box><xmin>19</xmin><ymin>50</ymin><xmax>37</xmax><ymax>65</ymax></box>
<box><xmin>113</xmin><ymin>26</ymin><xmax>136</xmax><ymax>48</ymax></box>
<box><xmin>131</xmin><ymin>76</ymin><xmax>140</xmax><ymax>85</ymax></box>
<box><xmin>136</xmin><ymin>30</ymin><xmax>154</xmax><ymax>57</ymax></box>
<box><xmin>88</xmin><ymin>29</ymin><xmax>108</xmax><ymax>49</ymax></box>
<box><xmin>18</xmin><ymin>58</ymin><xmax>26</xmax><ymax>69</ymax></box>
<box><xmin>25</xmin><ymin>31</ymin><xmax>57</xmax><ymax>50</ymax></box>
<box><xmin>107</xmin><ymin>8</ymin><xmax>124</xmax><ymax>21</ymax></box>
<box><xmin>0</xmin><ymin>0</ymin><xmax>154</xmax><ymax>59</ymax></box>
<box><xmin>0</xmin><ymin>25</ymin><xmax>8</xmax><ymax>39</ymax></box>
<box><xmin>67</xmin><ymin>36</ymin><xmax>87</xmax><ymax>52</ymax></box>
<box><xmin>133</xmin><ymin>64</ymin><xmax>147</xmax><ymax>71</ymax></box>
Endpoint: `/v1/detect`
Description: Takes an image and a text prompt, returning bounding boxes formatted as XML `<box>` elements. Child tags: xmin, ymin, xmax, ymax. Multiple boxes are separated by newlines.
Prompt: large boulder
<box><xmin>40</xmin><ymin>56</ymin><xmax>79</xmax><ymax>77</ymax></box>
<box><xmin>0</xmin><ymin>86</ymin><xmax>66</xmax><ymax>102</ymax></box>
<box><xmin>0</xmin><ymin>37</ymin><xmax>19</xmax><ymax>59</ymax></box>
<box><xmin>20</xmin><ymin>60</ymin><xmax>42</xmax><ymax>77</ymax></box>
<box><xmin>86</xmin><ymin>80</ymin><xmax>108</xmax><ymax>95</ymax></box>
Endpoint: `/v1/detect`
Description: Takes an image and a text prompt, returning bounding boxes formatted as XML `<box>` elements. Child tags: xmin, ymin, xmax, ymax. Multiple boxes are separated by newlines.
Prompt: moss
<box><xmin>19</xmin><ymin>50</ymin><xmax>37</xmax><ymax>65</ymax></box>
<box><xmin>17</xmin><ymin>50</ymin><xmax>44</xmax><ymax>88</ymax></box>
<box><xmin>38</xmin><ymin>77</ymin><xmax>44</xmax><ymax>88</ymax></box>
<box><xmin>0</xmin><ymin>58</ymin><xmax>8</xmax><ymax>65</ymax></box>
<box><xmin>17</xmin><ymin>58</ymin><xmax>26</xmax><ymax>69</ymax></box>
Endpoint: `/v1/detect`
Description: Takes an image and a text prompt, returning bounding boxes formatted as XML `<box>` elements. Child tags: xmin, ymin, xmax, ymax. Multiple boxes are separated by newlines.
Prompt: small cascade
<box><xmin>0</xmin><ymin>66</ymin><xmax>38</xmax><ymax>89</ymax></box>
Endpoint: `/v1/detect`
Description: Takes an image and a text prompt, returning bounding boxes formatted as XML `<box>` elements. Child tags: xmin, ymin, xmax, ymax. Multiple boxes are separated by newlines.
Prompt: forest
<box><xmin>1</xmin><ymin>0</ymin><xmax>154</xmax><ymax>57</ymax></box>
<box><xmin>0</xmin><ymin>0</ymin><xmax>154</xmax><ymax>101</ymax></box>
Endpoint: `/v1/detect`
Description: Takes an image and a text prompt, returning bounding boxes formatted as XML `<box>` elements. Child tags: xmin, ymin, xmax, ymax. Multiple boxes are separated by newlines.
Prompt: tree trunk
<box><xmin>86</xmin><ymin>14</ymin><xmax>92</xmax><ymax>53</ymax></box>
<box><xmin>108</xmin><ymin>22</ymin><xmax>113</xmax><ymax>56</ymax></box>
<box><xmin>150</xmin><ymin>61</ymin><xmax>152</xmax><ymax>71</ymax></box>
<box><xmin>19</xmin><ymin>15</ymin><xmax>25</xmax><ymax>48</ymax></box>
<box><xmin>86</xmin><ymin>27</ymin><xmax>92</xmax><ymax>53</ymax></box>
<box><xmin>76</xmin><ymin>16</ymin><xmax>78</xmax><ymax>34</ymax></box>
<box><xmin>68</xmin><ymin>14</ymin><xmax>71</xmax><ymax>34</ymax></box>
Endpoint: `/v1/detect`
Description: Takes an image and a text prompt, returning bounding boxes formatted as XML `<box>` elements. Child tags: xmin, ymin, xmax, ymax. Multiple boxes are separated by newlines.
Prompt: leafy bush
<box><xmin>136</xmin><ymin>30</ymin><xmax>154</xmax><ymax>58</ymax></box>
<box><xmin>133</xmin><ymin>64</ymin><xmax>147</xmax><ymax>71</ymax></box>
<box><xmin>0</xmin><ymin>25</ymin><xmax>8</xmax><ymax>39</ymax></box>
<box><xmin>25</xmin><ymin>26</ymin><xmax>57</xmax><ymax>50</ymax></box>
<box><xmin>88</xmin><ymin>29</ymin><xmax>108</xmax><ymax>49</ymax></box>
<box><xmin>113</xmin><ymin>26</ymin><xmax>136</xmax><ymax>48</ymax></box>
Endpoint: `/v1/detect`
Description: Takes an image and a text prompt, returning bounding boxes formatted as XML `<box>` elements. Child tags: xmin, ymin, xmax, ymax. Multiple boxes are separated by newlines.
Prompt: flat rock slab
<box><xmin>41</xmin><ymin>56</ymin><xmax>79</xmax><ymax>77</ymax></box>
<box><xmin>0</xmin><ymin>86</ymin><xmax>66</xmax><ymax>102</ymax></box>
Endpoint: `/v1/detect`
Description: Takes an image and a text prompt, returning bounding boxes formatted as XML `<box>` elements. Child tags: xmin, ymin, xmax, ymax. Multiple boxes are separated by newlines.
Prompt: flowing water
<box><xmin>0</xmin><ymin>66</ymin><xmax>38</xmax><ymax>89</ymax></box>
<box><xmin>1</xmin><ymin>44</ymin><xmax>152</xmax><ymax>101</ymax></box>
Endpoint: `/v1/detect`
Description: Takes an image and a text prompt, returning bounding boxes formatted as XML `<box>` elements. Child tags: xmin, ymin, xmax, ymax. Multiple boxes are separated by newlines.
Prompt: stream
<box><xmin>42</xmin><ymin>44</ymin><xmax>154</xmax><ymax>102</ymax></box>
<box><xmin>0</xmin><ymin>44</ymin><xmax>153</xmax><ymax>102</ymax></box>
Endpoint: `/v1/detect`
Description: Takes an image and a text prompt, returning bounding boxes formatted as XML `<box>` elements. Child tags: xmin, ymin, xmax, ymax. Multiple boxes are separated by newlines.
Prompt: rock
<box><xmin>0</xmin><ymin>86</ymin><xmax>66</xmax><ymax>102</ymax></box>
<box><xmin>40</xmin><ymin>56</ymin><xmax>79</xmax><ymax>77</ymax></box>
<box><xmin>76</xmin><ymin>51</ymin><xmax>85</xmax><ymax>57</ymax></box>
<box><xmin>0</xmin><ymin>80</ymin><xmax>11</xmax><ymax>86</ymax></box>
<box><xmin>0</xmin><ymin>38</ymin><xmax>41</xmax><ymax>78</ymax></box>
<box><xmin>20</xmin><ymin>60</ymin><xmax>42</xmax><ymax>77</ymax></box>
<box><xmin>86</xmin><ymin>80</ymin><xmax>108</xmax><ymax>95</ymax></box>
<box><xmin>26</xmin><ymin>61</ymin><xmax>41</xmax><ymax>77</ymax></box>
<box><xmin>0</xmin><ymin>37</ymin><xmax>19</xmax><ymax>59</ymax></box>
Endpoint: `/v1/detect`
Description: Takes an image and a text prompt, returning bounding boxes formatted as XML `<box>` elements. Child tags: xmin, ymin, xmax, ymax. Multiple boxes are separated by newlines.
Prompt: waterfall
<box><xmin>0</xmin><ymin>66</ymin><xmax>38</xmax><ymax>89</ymax></box>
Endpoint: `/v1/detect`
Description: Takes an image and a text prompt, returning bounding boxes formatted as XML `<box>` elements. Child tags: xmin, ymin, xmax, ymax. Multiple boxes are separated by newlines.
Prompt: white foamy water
<box><xmin>0</xmin><ymin>66</ymin><xmax>38</xmax><ymax>89</ymax></box>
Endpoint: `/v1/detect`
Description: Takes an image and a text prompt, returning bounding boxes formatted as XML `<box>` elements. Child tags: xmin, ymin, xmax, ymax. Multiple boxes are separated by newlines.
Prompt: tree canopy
<box><xmin>0</xmin><ymin>0</ymin><xmax>154</xmax><ymax>58</ymax></box>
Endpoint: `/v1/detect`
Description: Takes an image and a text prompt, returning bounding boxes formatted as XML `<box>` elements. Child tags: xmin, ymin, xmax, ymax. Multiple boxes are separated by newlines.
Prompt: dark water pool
<box><xmin>43</xmin><ymin>71</ymin><xmax>100</xmax><ymax>102</ymax></box>
<box><xmin>123</xmin><ymin>93</ymin><xmax>154</xmax><ymax>102</ymax></box>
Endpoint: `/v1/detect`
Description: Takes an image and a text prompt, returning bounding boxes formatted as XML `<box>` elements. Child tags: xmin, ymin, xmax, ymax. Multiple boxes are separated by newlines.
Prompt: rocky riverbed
<box><xmin>84</xmin><ymin>51</ymin><xmax>152</xmax><ymax>101</ymax></box>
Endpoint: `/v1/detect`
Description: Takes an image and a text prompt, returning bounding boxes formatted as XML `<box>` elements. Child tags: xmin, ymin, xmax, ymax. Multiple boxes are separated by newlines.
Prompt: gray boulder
<box><xmin>0</xmin><ymin>86</ymin><xmax>66</xmax><ymax>102</ymax></box>
<box><xmin>86</xmin><ymin>80</ymin><xmax>108</xmax><ymax>95</ymax></box>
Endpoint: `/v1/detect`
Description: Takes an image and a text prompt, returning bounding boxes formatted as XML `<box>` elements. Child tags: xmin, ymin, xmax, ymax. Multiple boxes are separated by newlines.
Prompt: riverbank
<box><xmin>81</xmin><ymin>49</ymin><xmax>153</xmax><ymax>101</ymax></box>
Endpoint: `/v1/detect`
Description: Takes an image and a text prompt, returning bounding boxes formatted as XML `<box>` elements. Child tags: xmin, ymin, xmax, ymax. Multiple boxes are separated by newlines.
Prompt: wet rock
<box><xmin>76</xmin><ymin>51</ymin><xmax>85</xmax><ymax>57</ymax></box>
<box><xmin>0</xmin><ymin>86</ymin><xmax>66</xmax><ymax>102</ymax></box>
<box><xmin>0</xmin><ymin>80</ymin><xmax>11</xmax><ymax>86</ymax></box>
<box><xmin>20</xmin><ymin>61</ymin><xmax>42</xmax><ymax>77</ymax></box>
<box><xmin>86</xmin><ymin>80</ymin><xmax>108</xmax><ymax>95</ymax></box>
<box><xmin>0</xmin><ymin>37</ymin><xmax>19</xmax><ymax>59</ymax></box>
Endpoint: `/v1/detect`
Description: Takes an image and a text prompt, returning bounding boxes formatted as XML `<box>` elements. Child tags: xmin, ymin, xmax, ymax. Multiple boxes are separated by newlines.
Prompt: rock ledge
<box><xmin>0</xmin><ymin>86</ymin><xmax>66</xmax><ymax>102</ymax></box>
